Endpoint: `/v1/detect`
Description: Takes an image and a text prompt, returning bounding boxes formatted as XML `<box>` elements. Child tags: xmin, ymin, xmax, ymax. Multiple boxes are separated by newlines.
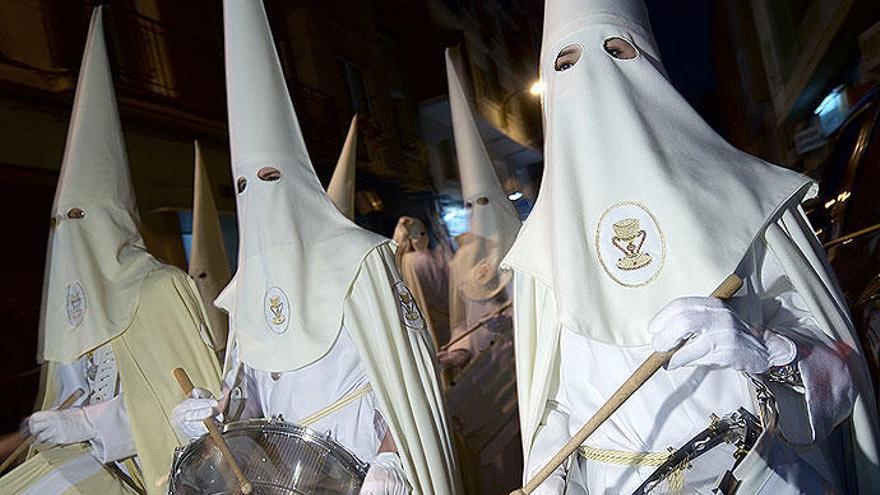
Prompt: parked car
<box><xmin>806</xmin><ymin>85</ymin><xmax>880</xmax><ymax>399</ymax></box>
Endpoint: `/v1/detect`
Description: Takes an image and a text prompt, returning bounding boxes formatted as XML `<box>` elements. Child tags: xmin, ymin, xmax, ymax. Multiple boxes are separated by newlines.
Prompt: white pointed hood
<box><xmin>189</xmin><ymin>140</ymin><xmax>231</xmax><ymax>352</ymax></box>
<box><xmin>327</xmin><ymin>115</ymin><xmax>358</xmax><ymax>220</ymax></box>
<box><xmin>216</xmin><ymin>0</ymin><xmax>384</xmax><ymax>372</ymax></box>
<box><xmin>446</xmin><ymin>47</ymin><xmax>521</xmax><ymax>304</ymax></box>
<box><xmin>502</xmin><ymin>0</ymin><xmax>813</xmax><ymax>346</ymax></box>
<box><xmin>39</xmin><ymin>6</ymin><xmax>159</xmax><ymax>363</ymax></box>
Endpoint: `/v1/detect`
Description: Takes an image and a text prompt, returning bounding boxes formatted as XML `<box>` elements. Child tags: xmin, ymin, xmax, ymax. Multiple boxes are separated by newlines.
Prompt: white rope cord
<box><xmin>299</xmin><ymin>383</ymin><xmax>373</xmax><ymax>428</ymax></box>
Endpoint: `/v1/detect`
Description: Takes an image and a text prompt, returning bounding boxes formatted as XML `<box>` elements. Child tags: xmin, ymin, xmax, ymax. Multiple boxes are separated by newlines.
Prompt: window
<box><xmin>338</xmin><ymin>57</ymin><xmax>370</xmax><ymax>115</ymax></box>
<box><xmin>390</xmin><ymin>90</ymin><xmax>419</xmax><ymax>153</ymax></box>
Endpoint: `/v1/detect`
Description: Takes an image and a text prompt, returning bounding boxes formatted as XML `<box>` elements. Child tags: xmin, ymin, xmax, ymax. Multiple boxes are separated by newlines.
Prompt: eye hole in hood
<box><xmin>555</xmin><ymin>43</ymin><xmax>583</xmax><ymax>72</ymax></box>
<box><xmin>257</xmin><ymin>167</ymin><xmax>282</xmax><ymax>181</ymax></box>
<box><xmin>603</xmin><ymin>37</ymin><xmax>638</xmax><ymax>60</ymax></box>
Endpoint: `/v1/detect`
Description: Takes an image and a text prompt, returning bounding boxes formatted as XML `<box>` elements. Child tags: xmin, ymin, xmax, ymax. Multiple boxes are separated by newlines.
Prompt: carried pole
<box><xmin>173</xmin><ymin>367</ymin><xmax>252</xmax><ymax>495</ymax></box>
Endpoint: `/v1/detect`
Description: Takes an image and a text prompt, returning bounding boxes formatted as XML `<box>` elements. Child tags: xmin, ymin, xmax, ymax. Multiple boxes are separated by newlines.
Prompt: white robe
<box><xmin>523</xmin><ymin>238</ymin><xmax>859</xmax><ymax>494</ymax></box>
<box><xmin>226</xmin><ymin>327</ymin><xmax>385</xmax><ymax>464</ymax></box>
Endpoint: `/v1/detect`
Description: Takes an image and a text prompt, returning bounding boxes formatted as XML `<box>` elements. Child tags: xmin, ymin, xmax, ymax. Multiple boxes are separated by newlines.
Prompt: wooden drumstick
<box><xmin>511</xmin><ymin>274</ymin><xmax>743</xmax><ymax>495</ymax></box>
<box><xmin>0</xmin><ymin>388</ymin><xmax>85</xmax><ymax>474</ymax></box>
<box><xmin>173</xmin><ymin>368</ymin><xmax>252</xmax><ymax>495</ymax></box>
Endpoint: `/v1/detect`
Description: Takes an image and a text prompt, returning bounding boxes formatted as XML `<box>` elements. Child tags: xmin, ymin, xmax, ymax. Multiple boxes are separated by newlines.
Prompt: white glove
<box><xmin>29</xmin><ymin>408</ymin><xmax>97</xmax><ymax>445</ymax></box>
<box><xmin>361</xmin><ymin>452</ymin><xmax>412</xmax><ymax>495</ymax></box>
<box><xmin>172</xmin><ymin>388</ymin><xmax>220</xmax><ymax>440</ymax></box>
<box><xmin>649</xmin><ymin>297</ymin><xmax>796</xmax><ymax>373</ymax></box>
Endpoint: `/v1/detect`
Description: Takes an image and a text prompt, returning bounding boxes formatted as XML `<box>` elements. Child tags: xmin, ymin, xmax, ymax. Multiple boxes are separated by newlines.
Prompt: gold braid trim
<box><xmin>578</xmin><ymin>446</ymin><xmax>686</xmax><ymax>494</ymax></box>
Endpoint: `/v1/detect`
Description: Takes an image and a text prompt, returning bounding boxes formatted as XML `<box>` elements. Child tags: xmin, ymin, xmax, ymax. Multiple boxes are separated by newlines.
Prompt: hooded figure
<box><xmin>327</xmin><ymin>115</ymin><xmax>358</xmax><ymax>220</ymax></box>
<box><xmin>0</xmin><ymin>8</ymin><xmax>221</xmax><ymax>495</ymax></box>
<box><xmin>438</xmin><ymin>47</ymin><xmax>523</xmax><ymax>495</ymax></box>
<box><xmin>189</xmin><ymin>140</ymin><xmax>231</xmax><ymax>357</ymax></box>
<box><xmin>504</xmin><ymin>1</ymin><xmax>879</xmax><ymax>494</ymax></box>
<box><xmin>171</xmin><ymin>2</ymin><xmax>461</xmax><ymax>494</ymax></box>
<box><xmin>444</xmin><ymin>47</ymin><xmax>521</xmax><ymax>369</ymax></box>
<box><xmin>392</xmin><ymin>216</ymin><xmax>451</xmax><ymax>351</ymax></box>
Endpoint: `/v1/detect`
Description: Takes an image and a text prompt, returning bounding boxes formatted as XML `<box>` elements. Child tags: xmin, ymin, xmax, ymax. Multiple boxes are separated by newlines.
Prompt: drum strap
<box><xmin>299</xmin><ymin>383</ymin><xmax>373</xmax><ymax>428</ymax></box>
<box><xmin>578</xmin><ymin>446</ymin><xmax>685</xmax><ymax>493</ymax></box>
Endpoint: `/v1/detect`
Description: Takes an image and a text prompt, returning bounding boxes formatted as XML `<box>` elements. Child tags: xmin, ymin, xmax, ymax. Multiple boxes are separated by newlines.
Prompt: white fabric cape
<box><xmin>346</xmin><ymin>244</ymin><xmax>463</xmax><ymax>494</ymax></box>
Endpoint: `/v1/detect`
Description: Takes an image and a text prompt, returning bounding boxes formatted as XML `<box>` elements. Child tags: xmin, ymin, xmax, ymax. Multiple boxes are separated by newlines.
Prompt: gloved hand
<box><xmin>649</xmin><ymin>297</ymin><xmax>796</xmax><ymax>373</ymax></box>
<box><xmin>29</xmin><ymin>407</ymin><xmax>97</xmax><ymax>445</ymax></box>
<box><xmin>437</xmin><ymin>348</ymin><xmax>471</xmax><ymax>369</ymax></box>
<box><xmin>361</xmin><ymin>452</ymin><xmax>412</xmax><ymax>495</ymax></box>
<box><xmin>172</xmin><ymin>388</ymin><xmax>221</xmax><ymax>440</ymax></box>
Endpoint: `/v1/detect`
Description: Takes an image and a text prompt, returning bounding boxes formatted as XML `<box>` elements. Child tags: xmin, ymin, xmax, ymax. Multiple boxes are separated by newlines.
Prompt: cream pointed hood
<box><xmin>446</xmin><ymin>47</ymin><xmax>521</xmax><ymax>303</ymax></box>
<box><xmin>501</xmin><ymin>0</ymin><xmax>812</xmax><ymax>346</ymax></box>
<box><xmin>327</xmin><ymin>115</ymin><xmax>358</xmax><ymax>220</ymax></box>
<box><xmin>189</xmin><ymin>140</ymin><xmax>231</xmax><ymax>352</ymax></box>
<box><xmin>216</xmin><ymin>0</ymin><xmax>384</xmax><ymax>372</ymax></box>
<box><xmin>39</xmin><ymin>6</ymin><xmax>159</xmax><ymax>363</ymax></box>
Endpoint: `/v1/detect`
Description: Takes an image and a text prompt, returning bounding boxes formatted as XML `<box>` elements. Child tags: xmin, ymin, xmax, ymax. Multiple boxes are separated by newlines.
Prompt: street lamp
<box><xmin>501</xmin><ymin>78</ymin><xmax>542</xmax><ymax>128</ymax></box>
<box><xmin>529</xmin><ymin>79</ymin><xmax>545</xmax><ymax>96</ymax></box>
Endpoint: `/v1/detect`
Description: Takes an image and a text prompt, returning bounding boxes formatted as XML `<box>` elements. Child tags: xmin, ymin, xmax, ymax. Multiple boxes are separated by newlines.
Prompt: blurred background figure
<box><xmin>189</xmin><ymin>140</ymin><xmax>231</xmax><ymax>360</ymax></box>
<box><xmin>439</xmin><ymin>47</ymin><xmax>523</xmax><ymax>495</ymax></box>
<box><xmin>393</xmin><ymin>215</ymin><xmax>452</xmax><ymax>351</ymax></box>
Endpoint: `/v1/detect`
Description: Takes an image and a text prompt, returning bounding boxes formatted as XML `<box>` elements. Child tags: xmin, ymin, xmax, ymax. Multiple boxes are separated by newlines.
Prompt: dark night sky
<box><xmin>646</xmin><ymin>1</ymin><xmax>720</xmax><ymax>125</ymax></box>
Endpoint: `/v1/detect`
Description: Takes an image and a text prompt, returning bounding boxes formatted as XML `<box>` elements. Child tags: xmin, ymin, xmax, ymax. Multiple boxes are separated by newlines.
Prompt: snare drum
<box><xmin>168</xmin><ymin>418</ymin><xmax>369</xmax><ymax>494</ymax></box>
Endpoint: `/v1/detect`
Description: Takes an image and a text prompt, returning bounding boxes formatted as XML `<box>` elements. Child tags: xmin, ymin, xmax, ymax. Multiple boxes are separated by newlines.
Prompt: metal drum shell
<box><xmin>168</xmin><ymin>418</ymin><xmax>369</xmax><ymax>495</ymax></box>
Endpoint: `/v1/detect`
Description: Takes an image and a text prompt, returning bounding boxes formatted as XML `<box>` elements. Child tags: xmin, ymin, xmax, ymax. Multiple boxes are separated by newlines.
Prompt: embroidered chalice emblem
<box><xmin>264</xmin><ymin>287</ymin><xmax>291</xmax><ymax>335</ymax></box>
<box><xmin>611</xmin><ymin>218</ymin><xmax>652</xmax><ymax>271</ymax></box>
<box><xmin>65</xmin><ymin>282</ymin><xmax>86</xmax><ymax>327</ymax></box>
<box><xmin>393</xmin><ymin>281</ymin><xmax>426</xmax><ymax>331</ymax></box>
<box><xmin>269</xmin><ymin>296</ymin><xmax>286</xmax><ymax>325</ymax></box>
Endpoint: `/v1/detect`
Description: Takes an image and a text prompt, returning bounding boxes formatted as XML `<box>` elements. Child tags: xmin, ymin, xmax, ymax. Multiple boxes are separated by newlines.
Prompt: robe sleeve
<box><xmin>754</xmin><ymin>241</ymin><xmax>855</xmax><ymax>444</ymax></box>
<box><xmin>344</xmin><ymin>244</ymin><xmax>462</xmax><ymax>495</ymax></box>
<box><xmin>765</xmin><ymin>208</ymin><xmax>880</xmax><ymax>493</ymax></box>
<box><xmin>84</xmin><ymin>394</ymin><xmax>137</xmax><ymax>463</ymax></box>
<box><xmin>113</xmin><ymin>267</ymin><xmax>223</xmax><ymax>495</ymax></box>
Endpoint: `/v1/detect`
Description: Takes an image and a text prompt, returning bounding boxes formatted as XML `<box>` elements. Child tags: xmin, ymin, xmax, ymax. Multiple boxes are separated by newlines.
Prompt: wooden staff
<box><xmin>173</xmin><ymin>368</ymin><xmax>252</xmax><ymax>495</ymax></box>
<box><xmin>511</xmin><ymin>274</ymin><xmax>743</xmax><ymax>495</ymax></box>
<box><xmin>0</xmin><ymin>388</ymin><xmax>85</xmax><ymax>474</ymax></box>
<box><xmin>440</xmin><ymin>300</ymin><xmax>513</xmax><ymax>351</ymax></box>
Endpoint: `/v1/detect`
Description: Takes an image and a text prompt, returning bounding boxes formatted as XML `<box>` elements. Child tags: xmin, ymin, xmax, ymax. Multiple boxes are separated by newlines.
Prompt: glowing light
<box><xmin>529</xmin><ymin>80</ymin><xmax>545</xmax><ymax>96</ymax></box>
<box><xmin>824</xmin><ymin>199</ymin><xmax>837</xmax><ymax>209</ymax></box>
<box><xmin>441</xmin><ymin>204</ymin><xmax>469</xmax><ymax>237</ymax></box>
<box><xmin>837</xmin><ymin>191</ymin><xmax>851</xmax><ymax>202</ymax></box>
<box><xmin>507</xmin><ymin>191</ymin><xmax>524</xmax><ymax>201</ymax></box>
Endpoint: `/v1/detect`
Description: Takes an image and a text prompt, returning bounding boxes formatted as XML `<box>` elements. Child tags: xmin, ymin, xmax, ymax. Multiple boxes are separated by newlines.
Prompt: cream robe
<box><xmin>514</xmin><ymin>206</ymin><xmax>880</xmax><ymax>494</ymax></box>
<box><xmin>0</xmin><ymin>267</ymin><xmax>222</xmax><ymax>495</ymax></box>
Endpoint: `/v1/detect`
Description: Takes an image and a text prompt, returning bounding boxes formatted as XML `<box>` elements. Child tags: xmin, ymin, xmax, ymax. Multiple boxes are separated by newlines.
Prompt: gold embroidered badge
<box><xmin>65</xmin><ymin>282</ymin><xmax>86</xmax><ymax>328</ymax></box>
<box><xmin>393</xmin><ymin>281</ymin><xmax>426</xmax><ymax>331</ymax></box>
<box><xmin>596</xmin><ymin>202</ymin><xmax>665</xmax><ymax>288</ymax></box>
<box><xmin>264</xmin><ymin>287</ymin><xmax>291</xmax><ymax>335</ymax></box>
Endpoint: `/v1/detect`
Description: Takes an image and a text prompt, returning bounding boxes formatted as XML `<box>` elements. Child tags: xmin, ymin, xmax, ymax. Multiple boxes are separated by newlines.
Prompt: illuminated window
<box><xmin>815</xmin><ymin>86</ymin><xmax>849</xmax><ymax>136</ymax></box>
